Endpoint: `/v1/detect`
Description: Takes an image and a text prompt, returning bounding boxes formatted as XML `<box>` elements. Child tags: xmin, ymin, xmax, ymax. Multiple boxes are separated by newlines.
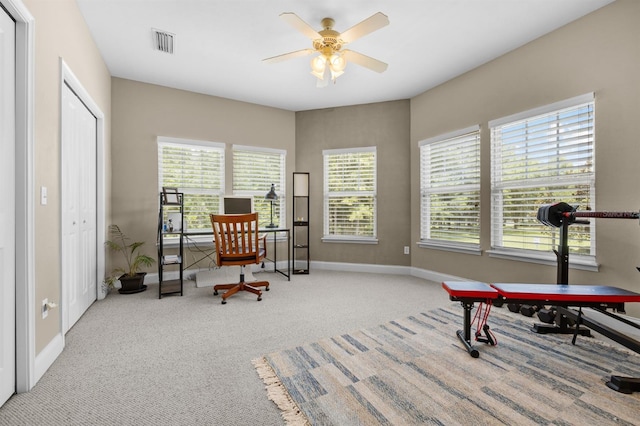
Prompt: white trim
<box><xmin>3</xmin><ymin>0</ymin><xmax>36</xmax><ymax>394</ymax></box>
<box><xmin>158</xmin><ymin>135</ymin><xmax>225</xmax><ymax>149</ymax></box>
<box><xmin>232</xmin><ymin>144</ymin><xmax>286</xmax><ymax>155</ymax></box>
<box><xmin>409</xmin><ymin>267</ymin><xmax>469</xmax><ymax>284</ymax></box>
<box><xmin>487</xmin><ymin>248</ymin><xmax>599</xmax><ymax>272</ymax></box>
<box><xmin>60</xmin><ymin>59</ymin><xmax>107</xmax><ymax>331</ymax></box>
<box><xmin>321</xmin><ymin>236</ymin><xmax>378</xmax><ymax>244</ymax></box>
<box><xmin>33</xmin><ymin>333</ymin><xmax>63</xmax><ymax>384</ymax></box>
<box><xmin>322</xmin><ymin>146</ymin><xmax>376</xmax><ymax>155</ymax></box>
<box><xmin>310</xmin><ymin>261</ymin><xmax>470</xmax><ymax>284</ymax></box>
<box><xmin>419</xmin><ymin>124</ymin><xmax>480</xmax><ymax>146</ymax></box>
<box><xmin>417</xmin><ymin>241</ymin><xmax>482</xmax><ymax>256</ymax></box>
<box><xmin>311</xmin><ymin>261</ymin><xmax>410</xmax><ymax>275</ymax></box>
<box><xmin>488</xmin><ymin>92</ymin><xmax>594</xmax><ymax>128</ymax></box>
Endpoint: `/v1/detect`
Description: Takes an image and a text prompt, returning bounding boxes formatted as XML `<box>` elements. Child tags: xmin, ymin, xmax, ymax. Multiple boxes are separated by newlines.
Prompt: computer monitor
<box><xmin>223</xmin><ymin>196</ymin><xmax>253</xmax><ymax>214</ymax></box>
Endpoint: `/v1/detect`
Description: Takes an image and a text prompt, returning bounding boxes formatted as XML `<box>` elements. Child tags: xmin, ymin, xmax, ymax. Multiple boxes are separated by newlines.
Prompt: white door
<box><xmin>61</xmin><ymin>82</ymin><xmax>97</xmax><ymax>332</ymax></box>
<box><xmin>0</xmin><ymin>6</ymin><xmax>16</xmax><ymax>406</ymax></box>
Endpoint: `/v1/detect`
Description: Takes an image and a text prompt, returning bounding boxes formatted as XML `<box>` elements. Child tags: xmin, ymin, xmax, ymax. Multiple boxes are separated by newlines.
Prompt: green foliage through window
<box><xmin>324</xmin><ymin>148</ymin><xmax>376</xmax><ymax>238</ymax></box>
<box><xmin>490</xmin><ymin>96</ymin><xmax>595</xmax><ymax>256</ymax></box>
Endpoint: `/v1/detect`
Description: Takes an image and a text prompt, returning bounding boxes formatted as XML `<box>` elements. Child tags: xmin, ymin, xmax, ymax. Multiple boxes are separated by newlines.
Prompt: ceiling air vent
<box><xmin>152</xmin><ymin>28</ymin><xmax>175</xmax><ymax>54</ymax></box>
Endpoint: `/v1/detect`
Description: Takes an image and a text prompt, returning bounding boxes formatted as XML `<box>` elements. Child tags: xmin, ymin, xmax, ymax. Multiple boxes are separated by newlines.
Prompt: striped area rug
<box><xmin>253</xmin><ymin>304</ymin><xmax>640</xmax><ymax>425</ymax></box>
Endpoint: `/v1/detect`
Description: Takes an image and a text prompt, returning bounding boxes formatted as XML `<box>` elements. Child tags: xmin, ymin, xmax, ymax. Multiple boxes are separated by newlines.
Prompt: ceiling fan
<box><xmin>263</xmin><ymin>12</ymin><xmax>389</xmax><ymax>87</ymax></box>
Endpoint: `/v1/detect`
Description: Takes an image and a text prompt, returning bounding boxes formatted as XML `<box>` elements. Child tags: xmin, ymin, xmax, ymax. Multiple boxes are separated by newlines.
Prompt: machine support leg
<box><xmin>456</xmin><ymin>302</ymin><xmax>480</xmax><ymax>358</ymax></box>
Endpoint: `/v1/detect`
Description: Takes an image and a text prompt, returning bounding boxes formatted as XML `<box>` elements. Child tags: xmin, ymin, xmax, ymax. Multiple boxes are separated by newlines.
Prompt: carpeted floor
<box><xmin>255</xmin><ymin>306</ymin><xmax>640</xmax><ymax>425</ymax></box>
<box><xmin>0</xmin><ymin>270</ymin><xmax>452</xmax><ymax>425</ymax></box>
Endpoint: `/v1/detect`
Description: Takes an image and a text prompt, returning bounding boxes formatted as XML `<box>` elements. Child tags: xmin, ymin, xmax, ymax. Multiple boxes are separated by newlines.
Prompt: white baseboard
<box><xmin>310</xmin><ymin>261</ymin><xmax>469</xmax><ymax>283</ymax></box>
<box><xmin>34</xmin><ymin>332</ymin><xmax>64</xmax><ymax>384</ymax></box>
<box><xmin>311</xmin><ymin>261</ymin><xmax>410</xmax><ymax>275</ymax></box>
<box><xmin>147</xmin><ymin>261</ymin><xmax>470</xmax><ymax>285</ymax></box>
<box><xmin>408</xmin><ymin>267</ymin><xmax>469</xmax><ymax>283</ymax></box>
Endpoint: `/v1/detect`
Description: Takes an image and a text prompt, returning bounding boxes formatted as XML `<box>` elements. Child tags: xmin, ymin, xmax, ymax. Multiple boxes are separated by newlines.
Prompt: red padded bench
<box><xmin>442</xmin><ymin>281</ymin><xmax>640</xmax><ymax>393</ymax></box>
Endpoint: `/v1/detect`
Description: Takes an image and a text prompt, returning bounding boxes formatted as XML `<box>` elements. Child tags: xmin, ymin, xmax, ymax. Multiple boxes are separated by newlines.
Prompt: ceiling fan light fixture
<box><xmin>329</xmin><ymin>53</ymin><xmax>346</xmax><ymax>81</ymax></box>
<box><xmin>330</xmin><ymin>53</ymin><xmax>346</xmax><ymax>71</ymax></box>
<box><xmin>268</xmin><ymin>12</ymin><xmax>389</xmax><ymax>86</ymax></box>
<box><xmin>310</xmin><ymin>55</ymin><xmax>327</xmax><ymax>80</ymax></box>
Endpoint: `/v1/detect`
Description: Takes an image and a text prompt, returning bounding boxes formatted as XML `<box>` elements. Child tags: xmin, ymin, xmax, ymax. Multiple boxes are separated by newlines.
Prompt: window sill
<box><xmin>417</xmin><ymin>241</ymin><xmax>482</xmax><ymax>256</ymax></box>
<box><xmin>322</xmin><ymin>236</ymin><xmax>378</xmax><ymax>245</ymax></box>
<box><xmin>487</xmin><ymin>248</ymin><xmax>599</xmax><ymax>272</ymax></box>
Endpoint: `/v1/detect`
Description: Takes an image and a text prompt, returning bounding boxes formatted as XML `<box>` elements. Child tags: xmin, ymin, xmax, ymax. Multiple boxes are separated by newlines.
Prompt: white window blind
<box><xmin>323</xmin><ymin>147</ymin><xmax>376</xmax><ymax>241</ymax></box>
<box><xmin>158</xmin><ymin>137</ymin><xmax>225</xmax><ymax>231</ymax></box>
<box><xmin>490</xmin><ymin>94</ymin><xmax>595</xmax><ymax>257</ymax></box>
<box><xmin>419</xmin><ymin>126</ymin><xmax>480</xmax><ymax>249</ymax></box>
<box><xmin>232</xmin><ymin>145</ymin><xmax>286</xmax><ymax>229</ymax></box>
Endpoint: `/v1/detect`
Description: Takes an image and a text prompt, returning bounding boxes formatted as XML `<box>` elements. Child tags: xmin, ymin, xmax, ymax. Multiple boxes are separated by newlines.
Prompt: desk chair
<box><xmin>210</xmin><ymin>213</ymin><xmax>269</xmax><ymax>304</ymax></box>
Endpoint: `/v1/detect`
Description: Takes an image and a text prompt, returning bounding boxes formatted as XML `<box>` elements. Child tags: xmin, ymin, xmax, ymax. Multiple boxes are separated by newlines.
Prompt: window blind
<box><xmin>323</xmin><ymin>147</ymin><xmax>376</xmax><ymax>239</ymax></box>
<box><xmin>490</xmin><ymin>96</ymin><xmax>595</xmax><ymax>256</ymax></box>
<box><xmin>158</xmin><ymin>138</ymin><xmax>225</xmax><ymax>231</ymax></box>
<box><xmin>420</xmin><ymin>127</ymin><xmax>480</xmax><ymax>246</ymax></box>
<box><xmin>232</xmin><ymin>146</ymin><xmax>286</xmax><ymax>229</ymax></box>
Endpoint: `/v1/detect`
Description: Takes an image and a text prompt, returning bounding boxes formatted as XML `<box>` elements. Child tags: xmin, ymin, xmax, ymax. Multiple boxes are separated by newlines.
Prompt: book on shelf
<box><xmin>163</xmin><ymin>254</ymin><xmax>180</xmax><ymax>263</ymax></box>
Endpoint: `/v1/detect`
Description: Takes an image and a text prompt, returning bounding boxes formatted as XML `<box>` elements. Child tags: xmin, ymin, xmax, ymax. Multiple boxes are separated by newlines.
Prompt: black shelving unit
<box><xmin>157</xmin><ymin>190</ymin><xmax>184</xmax><ymax>298</ymax></box>
<box><xmin>292</xmin><ymin>172</ymin><xmax>310</xmax><ymax>274</ymax></box>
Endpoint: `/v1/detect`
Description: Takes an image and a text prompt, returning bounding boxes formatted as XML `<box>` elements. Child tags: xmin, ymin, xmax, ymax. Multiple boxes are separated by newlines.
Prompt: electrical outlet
<box><xmin>42</xmin><ymin>298</ymin><xmax>49</xmax><ymax>319</ymax></box>
<box><xmin>404</xmin><ymin>246</ymin><xmax>410</xmax><ymax>255</ymax></box>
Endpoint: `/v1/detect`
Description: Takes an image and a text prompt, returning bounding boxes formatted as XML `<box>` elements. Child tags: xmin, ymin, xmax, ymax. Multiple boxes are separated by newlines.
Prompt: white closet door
<box><xmin>0</xmin><ymin>6</ymin><xmax>16</xmax><ymax>407</ymax></box>
<box><xmin>62</xmin><ymin>83</ymin><xmax>97</xmax><ymax>332</ymax></box>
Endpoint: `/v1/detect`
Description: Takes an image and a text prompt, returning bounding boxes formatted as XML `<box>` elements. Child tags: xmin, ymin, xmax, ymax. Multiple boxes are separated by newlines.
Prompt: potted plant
<box><xmin>104</xmin><ymin>224</ymin><xmax>156</xmax><ymax>294</ymax></box>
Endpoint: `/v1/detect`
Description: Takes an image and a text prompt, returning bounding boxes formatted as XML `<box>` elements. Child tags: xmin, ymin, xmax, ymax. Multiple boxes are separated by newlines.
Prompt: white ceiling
<box><xmin>76</xmin><ymin>0</ymin><xmax>613</xmax><ymax>112</ymax></box>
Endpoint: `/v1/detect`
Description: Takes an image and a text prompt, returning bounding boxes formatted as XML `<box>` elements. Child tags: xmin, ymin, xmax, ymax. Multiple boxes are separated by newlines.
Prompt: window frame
<box><xmin>488</xmin><ymin>93</ymin><xmax>597</xmax><ymax>270</ymax></box>
<box><xmin>322</xmin><ymin>146</ymin><xmax>378</xmax><ymax>244</ymax></box>
<box><xmin>157</xmin><ymin>136</ymin><xmax>226</xmax><ymax>238</ymax></box>
<box><xmin>418</xmin><ymin>125</ymin><xmax>481</xmax><ymax>255</ymax></box>
<box><xmin>232</xmin><ymin>144</ymin><xmax>286</xmax><ymax>230</ymax></box>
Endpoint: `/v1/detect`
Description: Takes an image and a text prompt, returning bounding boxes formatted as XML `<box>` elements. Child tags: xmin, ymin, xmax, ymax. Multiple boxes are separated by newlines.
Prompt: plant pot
<box><xmin>118</xmin><ymin>272</ymin><xmax>148</xmax><ymax>294</ymax></box>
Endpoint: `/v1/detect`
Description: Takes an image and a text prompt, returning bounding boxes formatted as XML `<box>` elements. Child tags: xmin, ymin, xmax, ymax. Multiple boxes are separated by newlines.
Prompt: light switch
<box><xmin>40</xmin><ymin>186</ymin><xmax>47</xmax><ymax>205</ymax></box>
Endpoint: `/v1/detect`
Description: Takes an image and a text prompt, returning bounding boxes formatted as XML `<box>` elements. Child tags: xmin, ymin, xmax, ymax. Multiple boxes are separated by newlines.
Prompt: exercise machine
<box><xmin>537</xmin><ymin>202</ymin><xmax>640</xmax><ymax>285</ymax></box>
<box><xmin>443</xmin><ymin>281</ymin><xmax>640</xmax><ymax>393</ymax></box>
<box><xmin>442</xmin><ymin>202</ymin><xmax>640</xmax><ymax>393</ymax></box>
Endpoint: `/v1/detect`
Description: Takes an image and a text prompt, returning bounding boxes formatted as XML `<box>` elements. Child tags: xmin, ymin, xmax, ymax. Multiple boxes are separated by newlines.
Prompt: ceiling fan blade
<box><xmin>340</xmin><ymin>12</ymin><xmax>389</xmax><ymax>44</ymax></box>
<box><xmin>280</xmin><ymin>12</ymin><xmax>321</xmax><ymax>40</ymax></box>
<box><xmin>343</xmin><ymin>50</ymin><xmax>388</xmax><ymax>73</ymax></box>
<box><xmin>263</xmin><ymin>48</ymin><xmax>315</xmax><ymax>63</ymax></box>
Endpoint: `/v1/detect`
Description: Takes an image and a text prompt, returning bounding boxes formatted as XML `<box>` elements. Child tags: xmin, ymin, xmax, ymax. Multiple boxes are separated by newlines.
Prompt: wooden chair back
<box><xmin>210</xmin><ymin>213</ymin><xmax>265</xmax><ymax>266</ymax></box>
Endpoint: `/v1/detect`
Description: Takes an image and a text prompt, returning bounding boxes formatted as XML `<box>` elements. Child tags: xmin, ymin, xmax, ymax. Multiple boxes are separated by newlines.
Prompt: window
<box><xmin>323</xmin><ymin>147</ymin><xmax>377</xmax><ymax>242</ymax></box>
<box><xmin>158</xmin><ymin>137</ymin><xmax>225</xmax><ymax>231</ymax></box>
<box><xmin>232</xmin><ymin>145</ymin><xmax>286</xmax><ymax>229</ymax></box>
<box><xmin>419</xmin><ymin>126</ymin><xmax>480</xmax><ymax>253</ymax></box>
<box><xmin>490</xmin><ymin>93</ymin><xmax>595</xmax><ymax>263</ymax></box>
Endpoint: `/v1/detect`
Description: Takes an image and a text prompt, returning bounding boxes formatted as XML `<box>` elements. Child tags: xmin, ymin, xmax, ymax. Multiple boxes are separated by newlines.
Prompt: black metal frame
<box><xmin>455</xmin><ymin>300</ymin><xmax>496</xmax><ymax>358</ymax></box>
<box><xmin>448</xmin><ymin>284</ymin><xmax>640</xmax><ymax>394</ymax></box>
<box><xmin>538</xmin><ymin>205</ymin><xmax>640</xmax><ymax>393</ymax></box>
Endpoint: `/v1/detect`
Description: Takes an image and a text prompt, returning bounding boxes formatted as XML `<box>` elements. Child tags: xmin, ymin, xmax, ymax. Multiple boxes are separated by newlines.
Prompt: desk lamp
<box><xmin>265</xmin><ymin>184</ymin><xmax>278</xmax><ymax>228</ymax></box>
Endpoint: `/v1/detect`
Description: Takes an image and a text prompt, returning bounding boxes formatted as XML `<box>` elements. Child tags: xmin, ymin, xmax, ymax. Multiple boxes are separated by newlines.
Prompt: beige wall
<box><xmin>22</xmin><ymin>0</ymin><xmax>640</xmax><ymax>359</ymax></box>
<box><xmin>23</xmin><ymin>0</ymin><xmax>112</xmax><ymax>353</ymax></box>
<box><xmin>110</xmin><ymin>78</ymin><xmax>295</xmax><ymax>269</ymax></box>
<box><xmin>410</xmin><ymin>0</ymin><xmax>640</xmax><ymax>315</ymax></box>
<box><xmin>295</xmin><ymin>100</ymin><xmax>412</xmax><ymax>266</ymax></box>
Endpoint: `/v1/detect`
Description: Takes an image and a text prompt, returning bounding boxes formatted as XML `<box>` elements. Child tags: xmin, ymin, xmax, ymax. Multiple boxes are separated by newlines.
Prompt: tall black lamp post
<box><xmin>265</xmin><ymin>184</ymin><xmax>278</xmax><ymax>228</ymax></box>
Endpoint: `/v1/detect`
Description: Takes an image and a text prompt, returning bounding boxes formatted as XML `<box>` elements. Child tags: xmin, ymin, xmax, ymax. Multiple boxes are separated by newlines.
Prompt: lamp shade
<box><xmin>265</xmin><ymin>184</ymin><xmax>278</xmax><ymax>200</ymax></box>
<box><xmin>310</xmin><ymin>55</ymin><xmax>326</xmax><ymax>80</ymax></box>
